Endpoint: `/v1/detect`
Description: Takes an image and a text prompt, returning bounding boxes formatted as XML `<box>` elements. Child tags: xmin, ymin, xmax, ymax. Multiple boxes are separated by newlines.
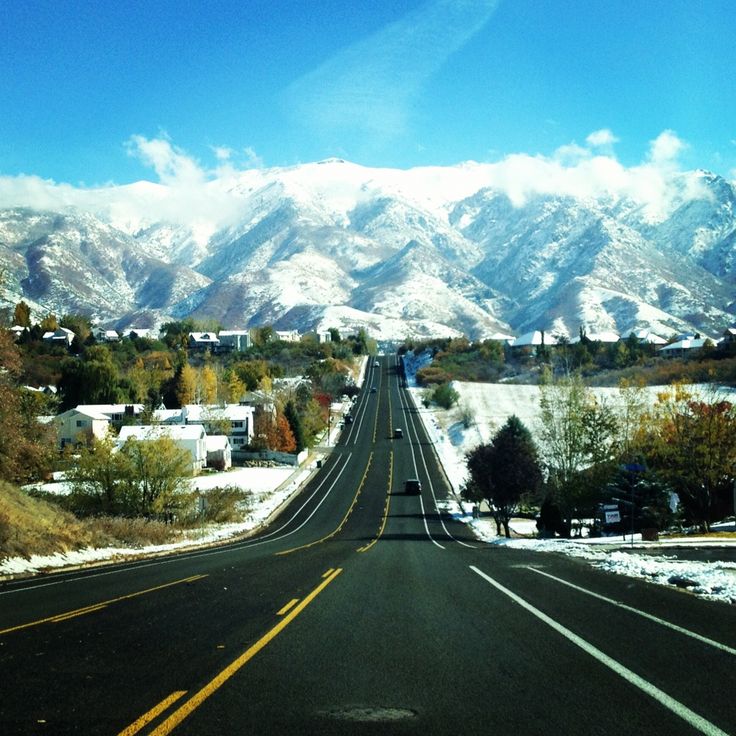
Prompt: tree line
<box><xmin>463</xmin><ymin>375</ymin><xmax>736</xmax><ymax>537</ymax></box>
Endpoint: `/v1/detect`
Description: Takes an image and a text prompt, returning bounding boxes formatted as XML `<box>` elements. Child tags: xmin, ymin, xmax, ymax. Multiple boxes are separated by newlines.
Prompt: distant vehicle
<box><xmin>394</xmin><ymin>428</ymin><xmax>403</xmax><ymax>438</ymax></box>
<box><xmin>344</xmin><ymin>414</ymin><xmax>353</xmax><ymax>424</ymax></box>
<box><xmin>404</xmin><ymin>478</ymin><xmax>421</xmax><ymax>495</ymax></box>
<box><xmin>373</xmin><ymin>360</ymin><xmax>380</xmax><ymax>367</ymax></box>
<box><xmin>370</xmin><ymin>387</ymin><xmax>377</xmax><ymax>393</ymax></box>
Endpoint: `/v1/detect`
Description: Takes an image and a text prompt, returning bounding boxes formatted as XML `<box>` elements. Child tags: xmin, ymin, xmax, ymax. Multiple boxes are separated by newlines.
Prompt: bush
<box><xmin>198</xmin><ymin>485</ymin><xmax>252</xmax><ymax>523</ymax></box>
<box><xmin>432</xmin><ymin>382</ymin><xmax>460</xmax><ymax>409</ymax></box>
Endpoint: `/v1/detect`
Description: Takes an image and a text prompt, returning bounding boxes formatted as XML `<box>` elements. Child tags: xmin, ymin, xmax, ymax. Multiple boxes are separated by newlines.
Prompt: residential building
<box><xmin>274</xmin><ymin>329</ymin><xmax>300</xmax><ymax>343</ymax></box>
<box><xmin>188</xmin><ymin>332</ymin><xmax>220</xmax><ymax>350</ymax></box>
<box><xmin>42</xmin><ymin>327</ymin><xmax>75</xmax><ymax>346</ymax></box>
<box><xmin>92</xmin><ymin>327</ymin><xmax>119</xmax><ymax>342</ymax></box>
<box><xmin>117</xmin><ymin>424</ymin><xmax>207</xmax><ymax>473</ymax></box>
<box><xmin>625</xmin><ymin>329</ymin><xmax>667</xmax><ymax>345</ymax></box>
<box><xmin>205</xmin><ymin>435</ymin><xmax>232</xmax><ymax>470</ymax></box>
<box><xmin>55</xmin><ymin>407</ymin><xmax>110</xmax><ymax>449</ymax></box>
<box><xmin>658</xmin><ymin>338</ymin><xmax>712</xmax><ymax>358</ymax></box>
<box><xmin>218</xmin><ymin>330</ymin><xmax>251</xmax><ymax>352</ymax></box>
<box><xmin>75</xmin><ymin>404</ymin><xmax>144</xmax><ymax>426</ymax></box>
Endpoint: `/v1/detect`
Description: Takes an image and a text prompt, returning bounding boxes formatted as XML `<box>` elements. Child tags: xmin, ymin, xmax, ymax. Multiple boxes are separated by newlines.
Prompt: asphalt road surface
<box><xmin>1</xmin><ymin>356</ymin><xmax>735</xmax><ymax>735</ymax></box>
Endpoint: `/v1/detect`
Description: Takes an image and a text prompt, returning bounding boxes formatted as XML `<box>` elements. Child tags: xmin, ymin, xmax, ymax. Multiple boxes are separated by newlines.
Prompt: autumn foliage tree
<box><xmin>639</xmin><ymin>385</ymin><xmax>736</xmax><ymax>531</ymax></box>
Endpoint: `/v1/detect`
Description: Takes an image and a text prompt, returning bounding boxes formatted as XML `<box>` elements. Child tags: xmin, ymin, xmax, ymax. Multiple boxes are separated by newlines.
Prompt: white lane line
<box><xmin>527</xmin><ymin>567</ymin><xmax>736</xmax><ymax>656</ymax></box>
<box><xmin>469</xmin><ymin>566</ymin><xmax>729</xmax><ymax>736</ymax></box>
<box><xmin>419</xmin><ymin>496</ymin><xmax>445</xmax><ymax>549</ymax></box>
<box><xmin>400</xmin><ymin>382</ymin><xmax>476</xmax><ymax>548</ymax></box>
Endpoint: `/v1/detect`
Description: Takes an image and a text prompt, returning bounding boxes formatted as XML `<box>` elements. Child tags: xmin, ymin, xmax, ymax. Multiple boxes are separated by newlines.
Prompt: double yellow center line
<box><xmin>0</xmin><ymin>574</ymin><xmax>207</xmax><ymax>636</ymax></box>
<box><xmin>122</xmin><ymin>568</ymin><xmax>343</xmax><ymax>736</ymax></box>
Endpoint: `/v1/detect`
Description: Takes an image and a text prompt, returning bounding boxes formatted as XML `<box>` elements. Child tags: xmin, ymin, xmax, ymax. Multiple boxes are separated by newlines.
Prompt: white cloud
<box><xmin>284</xmin><ymin>0</ymin><xmax>499</xmax><ymax>142</ymax></box>
<box><xmin>648</xmin><ymin>129</ymin><xmax>685</xmax><ymax>165</ymax></box>
<box><xmin>0</xmin><ymin>130</ymin><xmax>713</xmax><ymax>232</ymax></box>
<box><xmin>586</xmin><ymin>128</ymin><xmax>619</xmax><ymax>148</ymax></box>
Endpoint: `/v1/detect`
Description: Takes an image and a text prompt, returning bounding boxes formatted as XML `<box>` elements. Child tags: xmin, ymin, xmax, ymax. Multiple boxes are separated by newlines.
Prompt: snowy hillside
<box><xmin>0</xmin><ymin>160</ymin><xmax>734</xmax><ymax>338</ymax></box>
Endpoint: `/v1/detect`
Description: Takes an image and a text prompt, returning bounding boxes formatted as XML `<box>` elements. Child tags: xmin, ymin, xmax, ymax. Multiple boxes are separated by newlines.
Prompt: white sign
<box><xmin>605</xmin><ymin>510</ymin><xmax>621</xmax><ymax>524</ymax></box>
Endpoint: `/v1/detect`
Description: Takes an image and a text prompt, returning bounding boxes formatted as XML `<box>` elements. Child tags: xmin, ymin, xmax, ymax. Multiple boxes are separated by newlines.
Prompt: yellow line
<box><xmin>322</xmin><ymin>568</ymin><xmax>335</xmax><ymax>578</ymax></box>
<box><xmin>147</xmin><ymin>569</ymin><xmax>343</xmax><ymax>736</ymax></box>
<box><xmin>116</xmin><ymin>691</ymin><xmax>187</xmax><ymax>736</ymax></box>
<box><xmin>277</xmin><ymin>454</ymin><xmax>373</xmax><ymax>555</ymax></box>
<box><xmin>0</xmin><ymin>574</ymin><xmax>208</xmax><ymax>636</ymax></box>
<box><xmin>358</xmin><ymin>451</ymin><xmax>393</xmax><ymax>553</ymax></box>
<box><xmin>51</xmin><ymin>604</ymin><xmax>108</xmax><ymax>623</ymax></box>
<box><xmin>277</xmin><ymin>598</ymin><xmax>299</xmax><ymax>616</ymax></box>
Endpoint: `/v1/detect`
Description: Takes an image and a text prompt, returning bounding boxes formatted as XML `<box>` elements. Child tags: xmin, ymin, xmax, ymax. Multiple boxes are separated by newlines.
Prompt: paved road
<box><xmin>1</xmin><ymin>357</ymin><xmax>735</xmax><ymax>735</ymax></box>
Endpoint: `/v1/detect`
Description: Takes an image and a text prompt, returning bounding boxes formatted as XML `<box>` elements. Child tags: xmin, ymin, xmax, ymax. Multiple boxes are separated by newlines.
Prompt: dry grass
<box><xmin>0</xmin><ymin>482</ymin><xmax>180</xmax><ymax>561</ymax></box>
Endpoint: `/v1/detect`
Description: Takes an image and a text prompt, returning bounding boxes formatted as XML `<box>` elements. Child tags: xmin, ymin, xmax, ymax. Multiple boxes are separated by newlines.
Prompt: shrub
<box><xmin>198</xmin><ymin>485</ymin><xmax>252</xmax><ymax>523</ymax></box>
<box><xmin>432</xmin><ymin>382</ymin><xmax>460</xmax><ymax>409</ymax></box>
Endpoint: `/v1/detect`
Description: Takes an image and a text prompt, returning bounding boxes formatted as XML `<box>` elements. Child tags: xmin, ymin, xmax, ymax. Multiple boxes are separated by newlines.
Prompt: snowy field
<box><xmin>406</xmin><ymin>377</ymin><xmax>736</xmax><ymax>605</ymax></box>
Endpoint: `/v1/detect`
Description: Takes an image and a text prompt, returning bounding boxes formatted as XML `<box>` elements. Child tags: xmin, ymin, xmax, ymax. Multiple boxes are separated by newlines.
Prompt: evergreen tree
<box><xmin>284</xmin><ymin>399</ymin><xmax>306</xmax><ymax>453</ymax></box>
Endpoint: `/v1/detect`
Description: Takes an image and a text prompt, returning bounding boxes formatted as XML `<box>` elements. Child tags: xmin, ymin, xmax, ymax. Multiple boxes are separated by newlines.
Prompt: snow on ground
<box><xmin>0</xmin><ymin>366</ymin><xmax>368</xmax><ymax>580</ymax></box>
<box><xmin>405</xmin><ymin>363</ymin><xmax>736</xmax><ymax>604</ymax></box>
<box><xmin>1</xmin><ymin>463</ymin><xmax>317</xmax><ymax>578</ymax></box>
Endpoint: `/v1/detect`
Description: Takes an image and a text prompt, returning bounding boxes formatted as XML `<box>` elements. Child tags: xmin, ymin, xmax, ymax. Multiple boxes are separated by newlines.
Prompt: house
<box><xmin>509</xmin><ymin>330</ymin><xmax>558</xmax><ymax>354</ymax></box>
<box><xmin>154</xmin><ymin>403</ymin><xmax>255</xmax><ymax>455</ymax></box>
<box><xmin>42</xmin><ymin>327</ymin><xmax>75</xmax><ymax>346</ymax></box>
<box><xmin>317</xmin><ymin>331</ymin><xmax>332</xmax><ymax>344</ymax></box>
<box><xmin>55</xmin><ymin>407</ymin><xmax>111</xmax><ymax>449</ymax></box>
<box><xmin>625</xmin><ymin>329</ymin><xmax>667</xmax><ymax>345</ymax></box>
<box><xmin>658</xmin><ymin>338</ymin><xmax>712</xmax><ymax>358</ymax></box>
<box><xmin>205</xmin><ymin>435</ymin><xmax>232</xmax><ymax>470</ymax></box>
<box><xmin>122</xmin><ymin>327</ymin><xmax>154</xmax><ymax>340</ymax></box>
<box><xmin>93</xmin><ymin>327</ymin><xmax>119</xmax><ymax>342</ymax></box>
<box><xmin>217</xmin><ymin>330</ymin><xmax>251</xmax><ymax>352</ymax></box>
<box><xmin>189</xmin><ymin>332</ymin><xmax>220</xmax><ymax>351</ymax></box>
<box><xmin>10</xmin><ymin>325</ymin><xmax>26</xmax><ymax>340</ymax></box>
<box><xmin>487</xmin><ymin>332</ymin><xmax>516</xmax><ymax>344</ymax></box>
<box><xmin>721</xmin><ymin>327</ymin><xmax>736</xmax><ymax>344</ymax></box>
<box><xmin>117</xmin><ymin>424</ymin><xmax>207</xmax><ymax>473</ymax></box>
<box><xmin>75</xmin><ymin>404</ymin><xmax>144</xmax><ymax>426</ymax></box>
<box><xmin>570</xmin><ymin>331</ymin><xmax>620</xmax><ymax>344</ymax></box>
<box><xmin>274</xmin><ymin>329</ymin><xmax>300</xmax><ymax>343</ymax></box>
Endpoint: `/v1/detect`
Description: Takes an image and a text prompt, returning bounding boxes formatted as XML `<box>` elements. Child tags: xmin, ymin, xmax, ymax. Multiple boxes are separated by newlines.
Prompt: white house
<box><xmin>122</xmin><ymin>327</ymin><xmax>155</xmax><ymax>339</ymax></box>
<box><xmin>509</xmin><ymin>331</ymin><xmax>558</xmax><ymax>352</ymax></box>
<box><xmin>625</xmin><ymin>329</ymin><xmax>667</xmax><ymax>345</ymax></box>
<box><xmin>275</xmin><ymin>329</ymin><xmax>300</xmax><ymax>343</ymax></box>
<box><xmin>205</xmin><ymin>435</ymin><xmax>232</xmax><ymax>470</ymax></box>
<box><xmin>658</xmin><ymin>337</ymin><xmax>712</xmax><ymax>358</ymax></box>
<box><xmin>117</xmin><ymin>424</ymin><xmax>207</xmax><ymax>473</ymax></box>
<box><xmin>154</xmin><ymin>403</ymin><xmax>255</xmax><ymax>453</ymax></box>
<box><xmin>189</xmin><ymin>332</ymin><xmax>220</xmax><ymax>350</ymax></box>
<box><xmin>93</xmin><ymin>327</ymin><xmax>119</xmax><ymax>342</ymax></box>
<box><xmin>55</xmin><ymin>407</ymin><xmax>110</xmax><ymax>449</ymax></box>
<box><xmin>76</xmin><ymin>404</ymin><xmax>144</xmax><ymax>425</ymax></box>
<box><xmin>217</xmin><ymin>330</ymin><xmax>251</xmax><ymax>352</ymax></box>
<box><xmin>43</xmin><ymin>327</ymin><xmax>75</xmax><ymax>346</ymax></box>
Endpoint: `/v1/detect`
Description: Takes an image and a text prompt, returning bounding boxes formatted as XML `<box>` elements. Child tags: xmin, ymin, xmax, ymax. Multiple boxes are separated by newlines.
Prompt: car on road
<box><xmin>370</xmin><ymin>386</ymin><xmax>377</xmax><ymax>393</ymax></box>
<box><xmin>344</xmin><ymin>414</ymin><xmax>353</xmax><ymax>424</ymax></box>
<box><xmin>404</xmin><ymin>478</ymin><xmax>421</xmax><ymax>495</ymax></box>
<box><xmin>394</xmin><ymin>428</ymin><xmax>403</xmax><ymax>438</ymax></box>
<box><xmin>373</xmin><ymin>360</ymin><xmax>380</xmax><ymax>367</ymax></box>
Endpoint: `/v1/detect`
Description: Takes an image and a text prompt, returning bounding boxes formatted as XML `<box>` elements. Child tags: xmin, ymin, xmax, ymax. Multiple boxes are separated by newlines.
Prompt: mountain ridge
<box><xmin>0</xmin><ymin>160</ymin><xmax>734</xmax><ymax>340</ymax></box>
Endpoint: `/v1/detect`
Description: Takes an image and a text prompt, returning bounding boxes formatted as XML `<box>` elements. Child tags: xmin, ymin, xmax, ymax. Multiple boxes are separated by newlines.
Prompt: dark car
<box><xmin>344</xmin><ymin>414</ymin><xmax>353</xmax><ymax>424</ymax></box>
<box><xmin>404</xmin><ymin>478</ymin><xmax>421</xmax><ymax>495</ymax></box>
<box><xmin>394</xmin><ymin>428</ymin><xmax>403</xmax><ymax>438</ymax></box>
<box><xmin>370</xmin><ymin>386</ymin><xmax>377</xmax><ymax>393</ymax></box>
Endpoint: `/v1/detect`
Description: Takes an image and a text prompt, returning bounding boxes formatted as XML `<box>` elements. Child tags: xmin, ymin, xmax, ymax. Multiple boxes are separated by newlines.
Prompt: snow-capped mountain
<box><xmin>0</xmin><ymin>160</ymin><xmax>734</xmax><ymax>340</ymax></box>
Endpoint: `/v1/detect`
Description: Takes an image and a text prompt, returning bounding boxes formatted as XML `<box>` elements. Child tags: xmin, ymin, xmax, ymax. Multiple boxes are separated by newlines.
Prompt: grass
<box><xmin>0</xmin><ymin>482</ymin><xmax>180</xmax><ymax>562</ymax></box>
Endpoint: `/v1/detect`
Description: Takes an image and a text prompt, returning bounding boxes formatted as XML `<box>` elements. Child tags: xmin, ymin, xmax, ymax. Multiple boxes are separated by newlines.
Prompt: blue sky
<box><xmin>2</xmin><ymin>0</ymin><xmax>735</xmax><ymax>185</ymax></box>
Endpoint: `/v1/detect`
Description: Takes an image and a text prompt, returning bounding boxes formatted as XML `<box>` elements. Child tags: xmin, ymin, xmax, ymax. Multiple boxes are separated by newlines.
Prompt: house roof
<box><xmin>58</xmin><ymin>407</ymin><xmax>111</xmax><ymax>422</ymax></box>
<box><xmin>659</xmin><ymin>338</ymin><xmax>710</xmax><ymax>352</ymax></box>
<box><xmin>189</xmin><ymin>332</ymin><xmax>220</xmax><ymax>343</ymax></box>
<box><xmin>510</xmin><ymin>331</ymin><xmax>558</xmax><ymax>347</ymax></box>
<box><xmin>183</xmin><ymin>404</ymin><xmax>254</xmax><ymax>422</ymax></box>
<box><xmin>118</xmin><ymin>424</ymin><xmax>206</xmax><ymax>442</ymax></box>
<box><xmin>570</xmin><ymin>331</ymin><xmax>620</xmax><ymax>344</ymax></box>
<box><xmin>626</xmin><ymin>329</ymin><xmax>667</xmax><ymax>345</ymax></box>
<box><xmin>205</xmin><ymin>435</ymin><xmax>231</xmax><ymax>451</ymax></box>
<box><xmin>76</xmin><ymin>403</ymin><xmax>144</xmax><ymax>416</ymax></box>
